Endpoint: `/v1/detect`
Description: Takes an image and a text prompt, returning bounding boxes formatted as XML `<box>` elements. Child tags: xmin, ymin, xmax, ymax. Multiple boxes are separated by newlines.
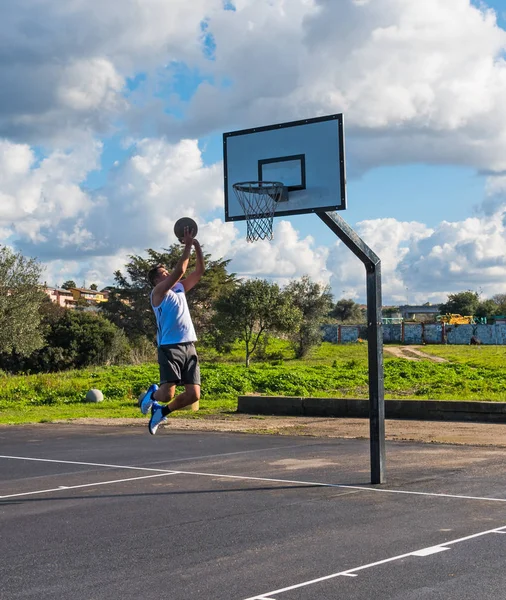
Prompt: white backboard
<box><xmin>223</xmin><ymin>114</ymin><xmax>346</xmax><ymax>221</ymax></box>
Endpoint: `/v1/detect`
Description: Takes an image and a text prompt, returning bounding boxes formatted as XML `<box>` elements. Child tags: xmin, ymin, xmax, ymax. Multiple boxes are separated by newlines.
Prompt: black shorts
<box><xmin>157</xmin><ymin>342</ymin><xmax>201</xmax><ymax>386</ymax></box>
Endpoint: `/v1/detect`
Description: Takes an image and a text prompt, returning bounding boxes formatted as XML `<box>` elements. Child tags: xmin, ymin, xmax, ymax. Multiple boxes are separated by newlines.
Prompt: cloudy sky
<box><xmin>1</xmin><ymin>0</ymin><xmax>506</xmax><ymax>305</ymax></box>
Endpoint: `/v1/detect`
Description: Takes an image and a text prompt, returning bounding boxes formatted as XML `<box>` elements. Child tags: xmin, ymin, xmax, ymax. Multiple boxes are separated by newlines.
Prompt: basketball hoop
<box><xmin>232</xmin><ymin>181</ymin><xmax>287</xmax><ymax>242</ymax></box>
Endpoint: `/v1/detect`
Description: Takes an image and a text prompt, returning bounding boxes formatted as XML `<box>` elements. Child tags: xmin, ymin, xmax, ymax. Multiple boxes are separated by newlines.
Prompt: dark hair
<box><xmin>147</xmin><ymin>264</ymin><xmax>164</xmax><ymax>287</ymax></box>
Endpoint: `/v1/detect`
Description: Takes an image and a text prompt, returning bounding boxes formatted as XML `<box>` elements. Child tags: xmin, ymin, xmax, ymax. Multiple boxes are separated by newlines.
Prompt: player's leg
<box><xmin>154</xmin><ymin>383</ymin><xmax>176</xmax><ymax>404</ymax></box>
<box><xmin>166</xmin><ymin>384</ymin><xmax>200</xmax><ymax>411</ymax></box>
<box><xmin>167</xmin><ymin>344</ymin><xmax>200</xmax><ymax>410</ymax></box>
<box><xmin>141</xmin><ymin>346</ymin><xmax>180</xmax><ymax>415</ymax></box>
<box><xmin>149</xmin><ymin>343</ymin><xmax>200</xmax><ymax>435</ymax></box>
<box><xmin>149</xmin><ymin>386</ymin><xmax>200</xmax><ymax>435</ymax></box>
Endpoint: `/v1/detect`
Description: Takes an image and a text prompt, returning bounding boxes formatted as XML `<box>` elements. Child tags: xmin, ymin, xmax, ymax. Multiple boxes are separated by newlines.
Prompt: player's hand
<box><xmin>192</xmin><ymin>238</ymin><xmax>200</xmax><ymax>247</ymax></box>
<box><xmin>182</xmin><ymin>226</ymin><xmax>195</xmax><ymax>247</ymax></box>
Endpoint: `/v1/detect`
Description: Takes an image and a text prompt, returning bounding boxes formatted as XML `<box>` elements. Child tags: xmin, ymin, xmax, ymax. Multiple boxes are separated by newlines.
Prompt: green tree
<box><xmin>90</xmin><ymin>283</ymin><xmax>98</xmax><ymax>290</ymax></box>
<box><xmin>61</xmin><ymin>280</ymin><xmax>76</xmax><ymax>290</ymax></box>
<box><xmin>0</xmin><ymin>246</ymin><xmax>46</xmax><ymax>356</ymax></box>
<box><xmin>213</xmin><ymin>279</ymin><xmax>302</xmax><ymax>367</ymax></box>
<box><xmin>475</xmin><ymin>299</ymin><xmax>499</xmax><ymax>320</ymax></box>
<box><xmin>439</xmin><ymin>291</ymin><xmax>480</xmax><ymax>316</ymax></box>
<box><xmin>284</xmin><ymin>275</ymin><xmax>333</xmax><ymax>358</ymax></box>
<box><xmin>331</xmin><ymin>298</ymin><xmax>365</xmax><ymax>323</ymax></box>
<box><xmin>491</xmin><ymin>293</ymin><xmax>506</xmax><ymax>315</ymax></box>
<box><xmin>0</xmin><ymin>309</ymin><xmax>130</xmax><ymax>373</ymax></box>
<box><xmin>100</xmin><ymin>246</ymin><xmax>237</xmax><ymax>343</ymax></box>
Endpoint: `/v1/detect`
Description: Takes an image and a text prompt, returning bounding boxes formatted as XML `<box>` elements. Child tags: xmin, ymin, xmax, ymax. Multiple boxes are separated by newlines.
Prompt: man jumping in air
<box><xmin>141</xmin><ymin>227</ymin><xmax>204</xmax><ymax>434</ymax></box>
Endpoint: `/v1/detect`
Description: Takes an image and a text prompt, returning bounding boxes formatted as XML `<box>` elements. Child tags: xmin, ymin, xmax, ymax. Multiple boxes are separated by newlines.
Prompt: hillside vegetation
<box><xmin>2</xmin><ymin>342</ymin><xmax>506</xmax><ymax>424</ymax></box>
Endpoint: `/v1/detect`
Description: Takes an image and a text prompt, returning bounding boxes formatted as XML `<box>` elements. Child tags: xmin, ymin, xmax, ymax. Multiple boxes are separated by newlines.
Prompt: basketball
<box><xmin>174</xmin><ymin>217</ymin><xmax>198</xmax><ymax>242</ymax></box>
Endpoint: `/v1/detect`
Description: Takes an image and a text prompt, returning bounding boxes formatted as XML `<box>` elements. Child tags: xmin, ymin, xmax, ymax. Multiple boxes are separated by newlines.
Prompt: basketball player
<box><xmin>140</xmin><ymin>227</ymin><xmax>204</xmax><ymax>434</ymax></box>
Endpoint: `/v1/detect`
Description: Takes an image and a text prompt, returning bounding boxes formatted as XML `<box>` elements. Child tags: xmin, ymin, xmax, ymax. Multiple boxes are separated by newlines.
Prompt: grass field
<box><xmin>1</xmin><ymin>341</ymin><xmax>506</xmax><ymax>424</ymax></box>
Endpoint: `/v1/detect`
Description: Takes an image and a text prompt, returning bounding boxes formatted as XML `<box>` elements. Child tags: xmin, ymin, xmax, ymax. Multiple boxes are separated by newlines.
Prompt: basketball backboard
<box><xmin>223</xmin><ymin>114</ymin><xmax>346</xmax><ymax>222</ymax></box>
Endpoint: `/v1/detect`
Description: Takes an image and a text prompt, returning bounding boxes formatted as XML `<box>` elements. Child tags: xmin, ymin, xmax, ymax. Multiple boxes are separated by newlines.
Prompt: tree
<box><xmin>491</xmin><ymin>293</ymin><xmax>506</xmax><ymax>315</ymax></box>
<box><xmin>90</xmin><ymin>283</ymin><xmax>98</xmax><ymax>291</ymax></box>
<box><xmin>475</xmin><ymin>299</ymin><xmax>499</xmax><ymax>320</ymax></box>
<box><xmin>61</xmin><ymin>280</ymin><xmax>76</xmax><ymax>290</ymax></box>
<box><xmin>0</xmin><ymin>309</ymin><xmax>130</xmax><ymax>373</ymax></box>
<box><xmin>439</xmin><ymin>291</ymin><xmax>479</xmax><ymax>316</ymax></box>
<box><xmin>213</xmin><ymin>279</ymin><xmax>302</xmax><ymax>366</ymax></box>
<box><xmin>0</xmin><ymin>246</ymin><xmax>46</xmax><ymax>356</ymax></box>
<box><xmin>284</xmin><ymin>275</ymin><xmax>333</xmax><ymax>358</ymax></box>
<box><xmin>331</xmin><ymin>298</ymin><xmax>365</xmax><ymax>323</ymax></box>
<box><xmin>100</xmin><ymin>246</ymin><xmax>237</xmax><ymax>343</ymax></box>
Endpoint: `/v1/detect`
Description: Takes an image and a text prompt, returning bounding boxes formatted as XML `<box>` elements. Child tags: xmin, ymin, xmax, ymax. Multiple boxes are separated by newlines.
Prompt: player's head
<box><xmin>148</xmin><ymin>264</ymin><xmax>169</xmax><ymax>287</ymax></box>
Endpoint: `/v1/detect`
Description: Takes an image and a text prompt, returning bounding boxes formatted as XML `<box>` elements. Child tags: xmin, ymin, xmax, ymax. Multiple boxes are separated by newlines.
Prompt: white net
<box><xmin>232</xmin><ymin>181</ymin><xmax>285</xmax><ymax>242</ymax></box>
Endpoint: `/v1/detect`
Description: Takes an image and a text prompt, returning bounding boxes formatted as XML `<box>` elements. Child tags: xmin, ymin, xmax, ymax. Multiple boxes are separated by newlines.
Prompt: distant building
<box><xmin>491</xmin><ymin>315</ymin><xmax>506</xmax><ymax>324</ymax></box>
<box><xmin>44</xmin><ymin>287</ymin><xmax>77</xmax><ymax>308</ymax></box>
<box><xmin>399</xmin><ymin>304</ymin><xmax>441</xmax><ymax>322</ymax></box>
<box><xmin>69</xmin><ymin>288</ymin><xmax>109</xmax><ymax>303</ymax></box>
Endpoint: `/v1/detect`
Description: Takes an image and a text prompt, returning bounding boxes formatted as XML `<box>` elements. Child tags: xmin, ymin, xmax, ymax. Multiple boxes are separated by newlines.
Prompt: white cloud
<box><xmin>221</xmin><ymin>220</ymin><xmax>331</xmax><ymax>288</ymax></box>
<box><xmin>3</xmin><ymin>0</ymin><xmax>506</xmax><ymax>303</ymax></box>
<box><xmin>3</xmin><ymin>132</ymin><xmax>505</xmax><ymax>304</ymax></box>
<box><xmin>9</xmin><ymin>137</ymin><xmax>223</xmax><ymax>259</ymax></box>
<box><xmin>57</xmin><ymin>59</ymin><xmax>124</xmax><ymax>113</ymax></box>
<box><xmin>324</xmin><ymin>191</ymin><xmax>506</xmax><ymax>304</ymax></box>
<box><xmin>180</xmin><ymin>0</ymin><xmax>506</xmax><ymax>174</ymax></box>
<box><xmin>3</xmin><ymin>0</ymin><xmax>506</xmax><ymax>176</ymax></box>
<box><xmin>197</xmin><ymin>218</ymin><xmax>239</xmax><ymax>260</ymax></box>
<box><xmin>41</xmin><ymin>252</ymin><xmax>129</xmax><ymax>290</ymax></box>
<box><xmin>0</xmin><ymin>137</ymin><xmax>100</xmax><ymax>244</ymax></box>
<box><xmin>327</xmin><ymin>218</ymin><xmax>433</xmax><ymax>303</ymax></box>
<box><xmin>92</xmin><ymin>137</ymin><xmax>223</xmax><ymax>250</ymax></box>
<box><xmin>57</xmin><ymin>221</ymin><xmax>96</xmax><ymax>251</ymax></box>
<box><xmin>0</xmin><ymin>0</ymin><xmax>221</xmax><ymax>143</ymax></box>
<box><xmin>398</xmin><ymin>203</ymin><xmax>506</xmax><ymax>300</ymax></box>
<box><xmin>4</xmin><ymin>0</ymin><xmax>506</xmax><ymax>172</ymax></box>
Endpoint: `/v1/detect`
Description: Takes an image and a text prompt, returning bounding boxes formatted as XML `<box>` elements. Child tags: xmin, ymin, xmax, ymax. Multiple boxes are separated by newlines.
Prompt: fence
<box><xmin>323</xmin><ymin>323</ymin><xmax>506</xmax><ymax>345</ymax></box>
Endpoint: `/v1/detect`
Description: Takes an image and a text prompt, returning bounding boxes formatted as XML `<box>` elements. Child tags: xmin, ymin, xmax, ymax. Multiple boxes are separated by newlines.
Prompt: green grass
<box><xmin>415</xmin><ymin>345</ymin><xmax>506</xmax><ymax>368</ymax></box>
<box><xmin>1</xmin><ymin>342</ymin><xmax>506</xmax><ymax>424</ymax></box>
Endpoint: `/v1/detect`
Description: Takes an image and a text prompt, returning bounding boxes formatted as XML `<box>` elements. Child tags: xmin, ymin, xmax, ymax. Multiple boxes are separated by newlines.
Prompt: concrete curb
<box><xmin>237</xmin><ymin>396</ymin><xmax>506</xmax><ymax>423</ymax></box>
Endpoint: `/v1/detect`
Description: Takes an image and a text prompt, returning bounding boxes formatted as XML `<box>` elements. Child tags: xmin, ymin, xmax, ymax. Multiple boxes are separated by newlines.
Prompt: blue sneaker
<box><xmin>148</xmin><ymin>404</ymin><xmax>167</xmax><ymax>435</ymax></box>
<box><xmin>140</xmin><ymin>384</ymin><xmax>158</xmax><ymax>415</ymax></box>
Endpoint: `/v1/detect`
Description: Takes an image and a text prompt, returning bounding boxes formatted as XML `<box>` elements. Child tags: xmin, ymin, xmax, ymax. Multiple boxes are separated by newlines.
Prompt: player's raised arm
<box><xmin>182</xmin><ymin>239</ymin><xmax>205</xmax><ymax>292</ymax></box>
<box><xmin>152</xmin><ymin>227</ymin><xmax>194</xmax><ymax>305</ymax></box>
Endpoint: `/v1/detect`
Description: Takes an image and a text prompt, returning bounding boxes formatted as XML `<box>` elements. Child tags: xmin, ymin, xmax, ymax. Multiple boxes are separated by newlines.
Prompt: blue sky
<box><xmin>474</xmin><ymin>0</ymin><xmax>506</xmax><ymax>26</ymax></box>
<box><xmin>1</xmin><ymin>0</ymin><xmax>506</xmax><ymax>304</ymax></box>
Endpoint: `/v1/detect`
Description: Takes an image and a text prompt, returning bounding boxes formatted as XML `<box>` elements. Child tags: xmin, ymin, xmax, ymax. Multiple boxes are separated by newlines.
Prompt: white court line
<box><xmin>0</xmin><ymin>472</ymin><xmax>178</xmax><ymax>499</ymax></box>
<box><xmin>0</xmin><ymin>454</ymin><xmax>171</xmax><ymax>472</ymax></box>
<box><xmin>411</xmin><ymin>546</ymin><xmax>450</xmax><ymax>557</ymax></box>
<box><xmin>169</xmin><ymin>469</ymin><xmax>506</xmax><ymax>504</ymax></box>
<box><xmin>242</xmin><ymin>525</ymin><xmax>506</xmax><ymax>599</ymax></box>
<box><xmin>2</xmin><ymin>455</ymin><xmax>506</xmax><ymax>504</ymax></box>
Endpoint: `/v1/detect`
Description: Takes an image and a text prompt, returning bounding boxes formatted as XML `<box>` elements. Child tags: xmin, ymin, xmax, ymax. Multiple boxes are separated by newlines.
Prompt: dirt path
<box><xmin>39</xmin><ymin>414</ymin><xmax>506</xmax><ymax>448</ymax></box>
<box><xmin>384</xmin><ymin>345</ymin><xmax>447</xmax><ymax>362</ymax></box>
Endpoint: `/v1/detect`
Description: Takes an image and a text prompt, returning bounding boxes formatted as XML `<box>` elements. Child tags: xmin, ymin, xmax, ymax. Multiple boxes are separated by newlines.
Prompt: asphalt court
<box><xmin>1</xmin><ymin>424</ymin><xmax>505</xmax><ymax>599</ymax></box>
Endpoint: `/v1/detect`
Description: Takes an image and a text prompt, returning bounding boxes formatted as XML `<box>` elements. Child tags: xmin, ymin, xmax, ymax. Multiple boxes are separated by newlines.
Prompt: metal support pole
<box><xmin>318</xmin><ymin>211</ymin><xmax>386</xmax><ymax>484</ymax></box>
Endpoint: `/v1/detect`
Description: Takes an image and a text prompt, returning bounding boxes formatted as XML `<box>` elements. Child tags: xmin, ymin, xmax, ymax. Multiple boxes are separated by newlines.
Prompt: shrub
<box><xmin>0</xmin><ymin>310</ymin><xmax>131</xmax><ymax>374</ymax></box>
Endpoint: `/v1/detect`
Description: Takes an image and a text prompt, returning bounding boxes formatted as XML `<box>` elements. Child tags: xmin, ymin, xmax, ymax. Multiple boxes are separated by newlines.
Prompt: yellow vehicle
<box><xmin>437</xmin><ymin>314</ymin><xmax>474</xmax><ymax>325</ymax></box>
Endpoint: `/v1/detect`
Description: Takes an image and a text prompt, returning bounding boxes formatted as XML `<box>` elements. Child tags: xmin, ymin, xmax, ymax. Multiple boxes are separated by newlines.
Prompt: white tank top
<box><xmin>151</xmin><ymin>283</ymin><xmax>197</xmax><ymax>345</ymax></box>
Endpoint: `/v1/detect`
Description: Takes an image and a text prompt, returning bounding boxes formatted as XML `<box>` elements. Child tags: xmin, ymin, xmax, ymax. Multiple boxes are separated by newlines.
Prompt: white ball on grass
<box><xmin>85</xmin><ymin>389</ymin><xmax>104</xmax><ymax>403</ymax></box>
